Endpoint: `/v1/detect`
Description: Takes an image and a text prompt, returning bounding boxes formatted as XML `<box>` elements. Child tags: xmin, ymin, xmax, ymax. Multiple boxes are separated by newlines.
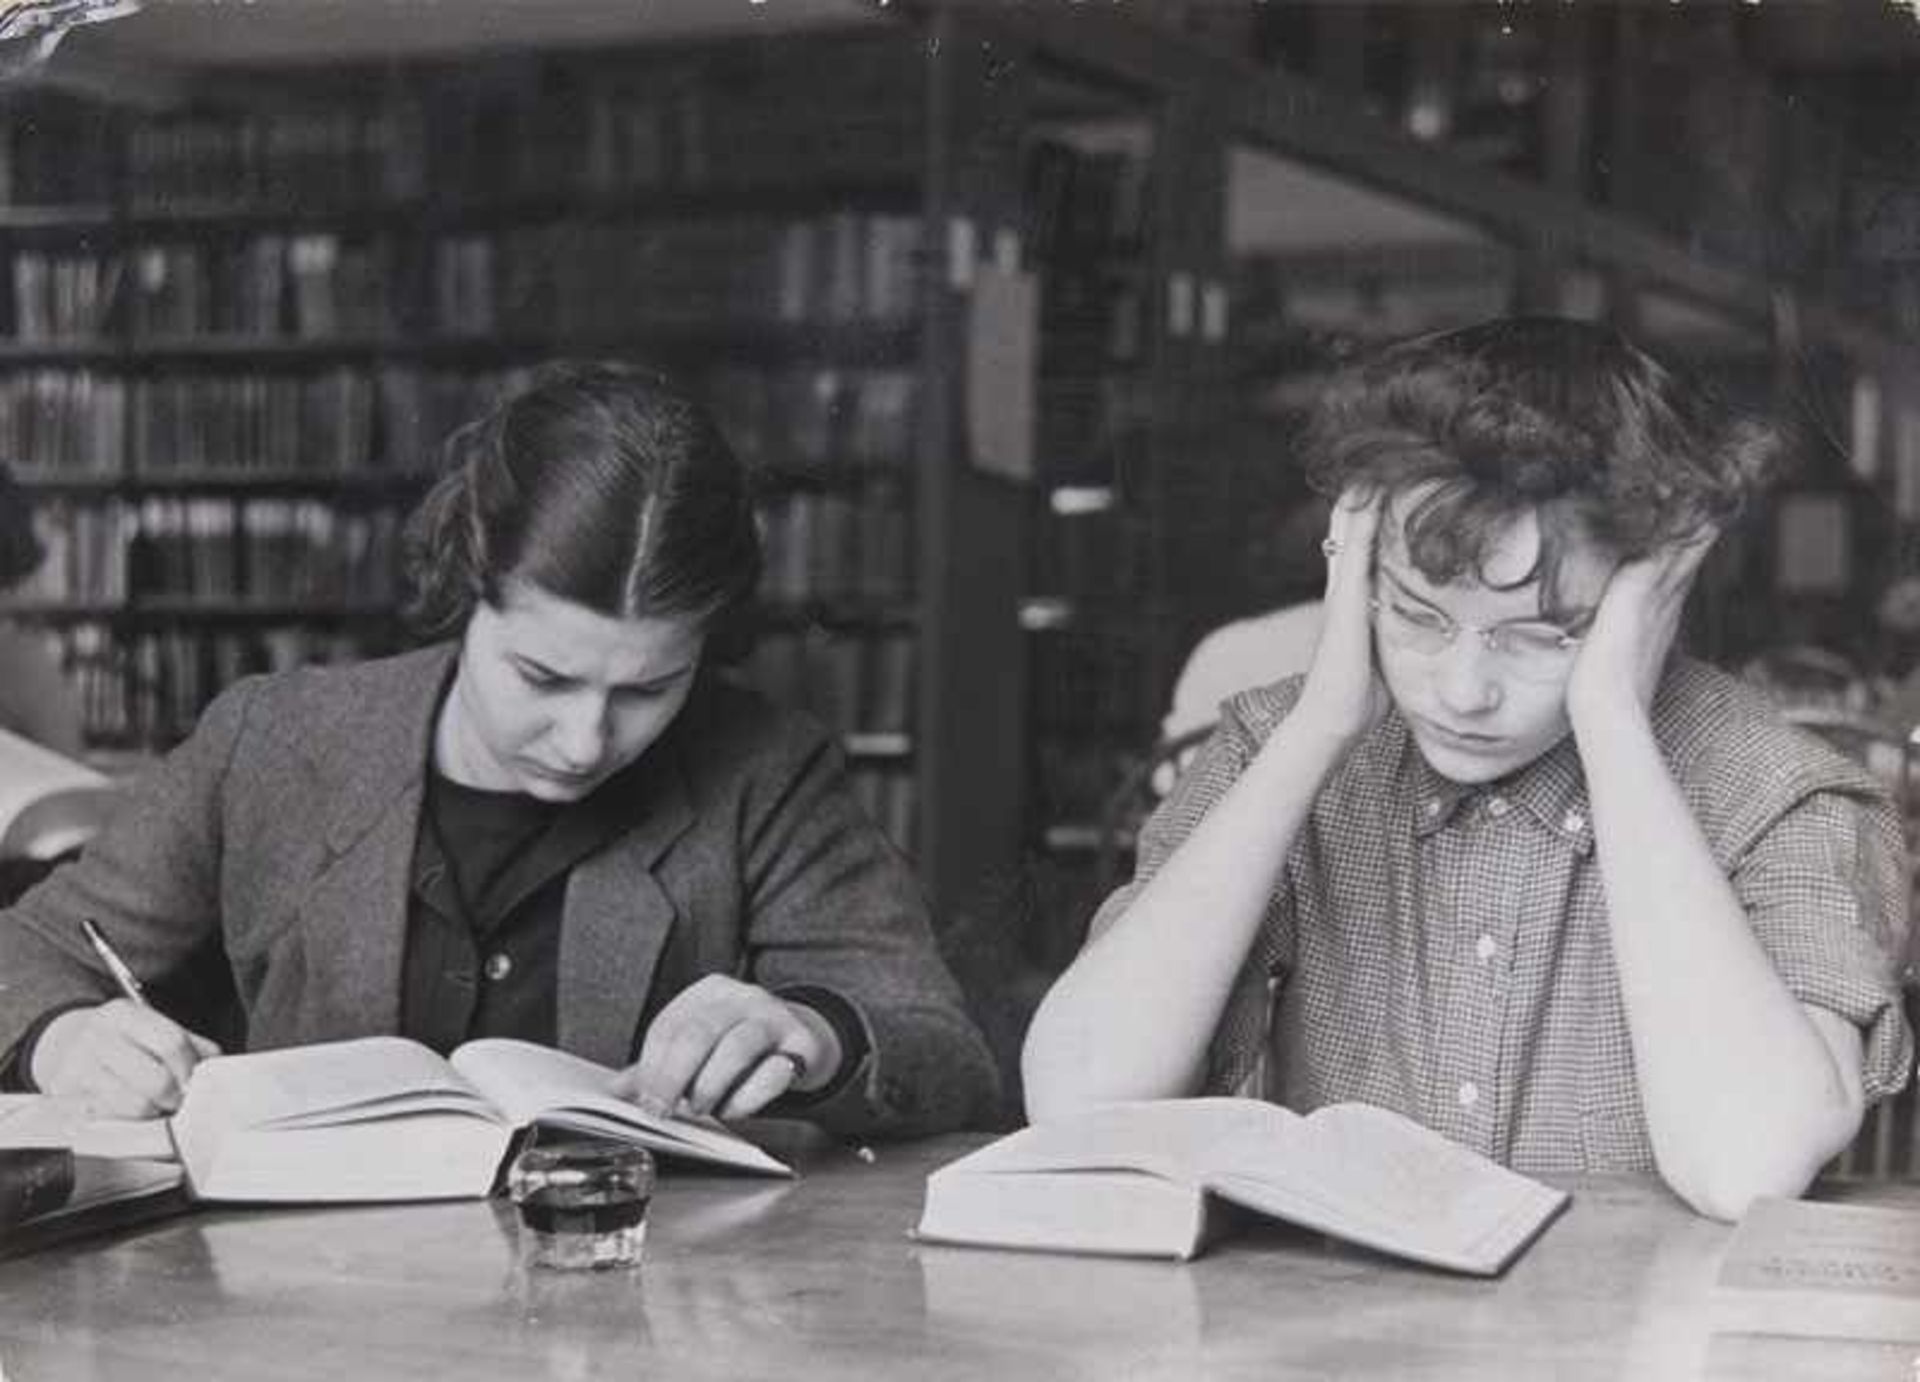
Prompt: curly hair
<box><xmin>401</xmin><ymin>360</ymin><xmax>762</xmax><ymax>640</ymax></box>
<box><xmin>1303</xmin><ymin>316</ymin><xmax>1785</xmax><ymax>618</ymax></box>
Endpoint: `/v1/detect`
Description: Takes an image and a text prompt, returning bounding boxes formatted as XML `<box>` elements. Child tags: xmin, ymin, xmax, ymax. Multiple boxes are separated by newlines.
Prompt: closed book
<box><xmin>1711</xmin><ymin>1197</ymin><xmax>1920</xmax><ymax>1345</ymax></box>
<box><xmin>0</xmin><ymin>1146</ymin><xmax>187</xmax><ymax>1261</ymax></box>
<box><xmin>916</xmin><ymin>1098</ymin><xmax>1568</xmax><ymax>1275</ymax></box>
<box><xmin>168</xmin><ymin>1035</ymin><xmax>791</xmax><ymax>1204</ymax></box>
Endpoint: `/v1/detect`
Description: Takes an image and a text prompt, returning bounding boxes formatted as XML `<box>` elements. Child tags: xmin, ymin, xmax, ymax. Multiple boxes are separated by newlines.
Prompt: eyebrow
<box><xmin>511</xmin><ymin>655</ymin><xmax>699</xmax><ymax>690</ymax></box>
<box><xmin>1377</xmin><ymin>565</ymin><xmax>1593</xmax><ymax>629</ymax></box>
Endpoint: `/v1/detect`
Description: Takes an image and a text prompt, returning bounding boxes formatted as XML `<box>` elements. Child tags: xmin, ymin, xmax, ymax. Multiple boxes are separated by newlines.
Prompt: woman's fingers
<box><xmin>1320</xmin><ymin>487</ymin><xmax>1382</xmax><ymax>605</ymax></box>
<box><xmin>685</xmin><ymin>1017</ymin><xmax>784</xmax><ymax>1115</ymax></box>
<box><xmin>615</xmin><ymin>975</ymin><xmax>824</xmax><ymax>1120</ymax></box>
<box><xmin>35</xmin><ymin>1000</ymin><xmax>217</xmax><ymax>1118</ymax></box>
<box><xmin>717</xmin><ymin>1052</ymin><xmax>804</xmax><ymax>1122</ymax></box>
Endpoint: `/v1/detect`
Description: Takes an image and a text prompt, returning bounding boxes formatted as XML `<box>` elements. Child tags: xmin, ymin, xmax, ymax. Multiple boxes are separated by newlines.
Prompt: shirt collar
<box><xmin>1401</xmin><ymin>718</ymin><xmax>1595</xmax><ymax>856</ymax></box>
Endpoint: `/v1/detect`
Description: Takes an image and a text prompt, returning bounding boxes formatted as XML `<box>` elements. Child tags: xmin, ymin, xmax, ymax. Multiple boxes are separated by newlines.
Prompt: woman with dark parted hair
<box><xmin>1023</xmin><ymin>317</ymin><xmax>1913</xmax><ymax>1221</ymax></box>
<box><xmin>0</xmin><ymin>461</ymin><xmax>84</xmax><ymax>755</ymax></box>
<box><xmin>0</xmin><ymin>360</ymin><xmax>999</xmax><ymax>1138</ymax></box>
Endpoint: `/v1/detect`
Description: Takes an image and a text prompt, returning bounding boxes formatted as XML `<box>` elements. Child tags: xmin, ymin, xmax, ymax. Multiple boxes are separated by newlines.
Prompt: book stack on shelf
<box><xmin>1021</xmin><ymin>115</ymin><xmax>1167</xmax><ymax>883</ymax></box>
<box><xmin>0</xmin><ymin>32</ymin><xmax>930</xmax><ymax>850</ymax></box>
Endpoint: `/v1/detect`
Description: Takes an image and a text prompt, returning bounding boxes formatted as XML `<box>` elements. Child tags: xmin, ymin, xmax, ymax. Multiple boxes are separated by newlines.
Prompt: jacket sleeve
<box><xmin>737</xmin><ymin>720</ymin><xmax>999</xmax><ymax>1138</ymax></box>
<box><xmin>0</xmin><ymin>677</ymin><xmax>259</xmax><ymax>1063</ymax></box>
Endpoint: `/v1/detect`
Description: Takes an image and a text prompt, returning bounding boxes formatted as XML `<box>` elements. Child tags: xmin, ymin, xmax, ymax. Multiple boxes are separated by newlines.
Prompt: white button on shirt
<box><xmin>1486</xmin><ymin>796</ymin><xmax>1510</xmax><ymax>818</ymax></box>
<box><xmin>1475</xmin><ymin>934</ymin><xmax>1497</xmax><ymax>962</ymax></box>
<box><xmin>1457</xmin><ymin>1081</ymin><xmax>1480</xmax><ymax>1110</ymax></box>
<box><xmin>1561</xmin><ymin>809</ymin><xmax>1586</xmax><ymax>835</ymax></box>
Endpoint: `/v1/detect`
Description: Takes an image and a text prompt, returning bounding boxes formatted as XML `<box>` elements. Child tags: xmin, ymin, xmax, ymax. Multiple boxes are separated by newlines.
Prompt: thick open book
<box><xmin>1710</xmin><ymin>1196</ymin><xmax>1920</xmax><ymax>1345</ymax></box>
<box><xmin>0</xmin><ymin>726</ymin><xmax>117</xmax><ymax>862</ymax></box>
<box><xmin>169</xmin><ymin>1035</ymin><xmax>792</xmax><ymax>1203</ymax></box>
<box><xmin>915</xmin><ymin>1098</ymin><xmax>1569</xmax><ymax>1275</ymax></box>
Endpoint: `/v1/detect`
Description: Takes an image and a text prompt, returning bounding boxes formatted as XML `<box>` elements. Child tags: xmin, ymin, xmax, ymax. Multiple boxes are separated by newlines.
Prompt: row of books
<box><xmin>1</xmin><ymin>364</ymin><xmax>915</xmax><ymax>481</ymax></box>
<box><xmin>12</xmin><ymin>499</ymin><xmax>402</xmax><ymax>604</ymax></box>
<box><xmin>2</xmin><ymin>44</ymin><xmax>920</xmax><ymax>208</ymax></box>
<box><xmin>0</xmin><ymin>368</ymin><xmax>520</xmax><ymax>478</ymax></box>
<box><xmin>759</xmin><ymin>491</ymin><xmax>911</xmax><ymax>604</ymax></box>
<box><xmin>0</xmin><ymin>370</ymin><xmax>385</xmax><ymax>480</ymax></box>
<box><xmin>706</xmin><ymin>366</ymin><xmax>915</xmax><ymax>469</ymax></box>
<box><xmin>4</xmin><ymin>212</ymin><xmax>920</xmax><ymax>343</ymax></box>
<box><xmin>122</xmin><ymin>109</ymin><xmax>423</xmax><ymax>211</ymax></box>
<box><xmin>734</xmin><ymin>631</ymin><xmax>914</xmax><ymax>737</ymax></box>
<box><xmin>11</xmin><ymin>240</ymin><xmax>394</xmax><ymax>342</ymax></box>
<box><xmin>432</xmin><ymin>214</ymin><xmax>921</xmax><ymax>336</ymax></box>
<box><xmin>11</xmin><ymin>490</ymin><xmax>920</xmax><ymax>611</ymax></box>
<box><xmin>40</xmin><ymin>621</ymin><xmax>382</xmax><ymax>748</ymax></box>
<box><xmin>121</xmin><ymin>238</ymin><xmax>394</xmax><ymax>342</ymax></box>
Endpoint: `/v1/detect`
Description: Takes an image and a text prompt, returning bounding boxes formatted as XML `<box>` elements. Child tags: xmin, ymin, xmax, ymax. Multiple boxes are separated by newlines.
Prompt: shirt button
<box><xmin>1562</xmin><ymin>809</ymin><xmax>1586</xmax><ymax>834</ymax></box>
<box><xmin>1475</xmin><ymin>934</ymin><xmax>1497</xmax><ymax>962</ymax></box>
<box><xmin>1424</xmin><ymin>798</ymin><xmax>1442</xmax><ymax>818</ymax></box>
<box><xmin>1457</xmin><ymin>1081</ymin><xmax>1480</xmax><ymax>1110</ymax></box>
<box><xmin>484</xmin><ymin>952</ymin><xmax>513</xmax><ymax>982</ymax></box>
<box><xmin>1486</xmin><ymin>796</ymin><xmax>1510</xmax><ymax>818</ymax></box>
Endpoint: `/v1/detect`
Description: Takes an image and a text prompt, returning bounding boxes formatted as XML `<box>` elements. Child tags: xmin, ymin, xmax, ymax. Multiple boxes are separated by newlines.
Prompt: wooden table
<box><xmin>0</xmin><ymin>1133</ymin><xmax>1915</xmax><ymax>1381</ymax></box>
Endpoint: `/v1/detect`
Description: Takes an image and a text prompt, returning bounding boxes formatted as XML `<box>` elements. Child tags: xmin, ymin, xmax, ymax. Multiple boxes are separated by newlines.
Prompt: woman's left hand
<box><xmin>1567</xmin><ymin>529</ymin><xmax>1717</xmax><ymax>721</ymax></box>
<box><xmin>612</xmin><ymin>974</ymin><xmax>839</xmax><ymax>1121</ymax></box>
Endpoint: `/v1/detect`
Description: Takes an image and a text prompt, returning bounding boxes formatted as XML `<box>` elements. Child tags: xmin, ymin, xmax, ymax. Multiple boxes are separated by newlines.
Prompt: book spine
<box><xmin>0</xmin><ymin>1147</ymin><xmax>75</xmax><ymax>1230</ymax></box>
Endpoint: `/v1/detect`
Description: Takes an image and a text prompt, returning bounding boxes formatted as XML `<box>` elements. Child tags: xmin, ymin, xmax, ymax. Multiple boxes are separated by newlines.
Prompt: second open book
<box><xmin>915</xmin><ymin>1098</ymin><xmax>1569</xmax><ymax>1275</ymax></box>
<box><xmin>169</xmin><ymin>1036</ymin><xmax>791</xmax><ymax>1202</ymax></box>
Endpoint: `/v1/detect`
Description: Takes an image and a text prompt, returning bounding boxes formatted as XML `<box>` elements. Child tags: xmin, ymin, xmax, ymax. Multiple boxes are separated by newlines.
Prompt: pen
<box><xmin>80</xmin><ymin>918</ymin><xmax>149</xmax><ymax>1008</ymax></box>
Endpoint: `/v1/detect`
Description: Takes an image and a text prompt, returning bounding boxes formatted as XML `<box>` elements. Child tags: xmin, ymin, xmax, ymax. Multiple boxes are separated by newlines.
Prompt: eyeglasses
<box><xmin>1369</xmin><ymin>573</ymin><xmax>1585</xmax><ymax>684</ymax></box>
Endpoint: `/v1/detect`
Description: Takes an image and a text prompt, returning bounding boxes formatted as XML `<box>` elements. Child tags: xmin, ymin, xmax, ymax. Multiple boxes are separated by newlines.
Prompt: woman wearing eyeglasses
<box><xmin>1022</xmin><ymin>317</ymin><xmax>1913</xmax><ymax>1222</ymax></box>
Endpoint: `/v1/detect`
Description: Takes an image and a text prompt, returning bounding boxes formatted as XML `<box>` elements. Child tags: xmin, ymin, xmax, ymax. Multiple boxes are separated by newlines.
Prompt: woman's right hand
<box><xmin>1293</xmin><ymin>486</ymin><xmax>1389</xmax><ymax>747</ymax></box>
<box><xmin>29</xmin><ymin>1000</ymin><xmax>221</xmax><ymax>1119</ymax></box>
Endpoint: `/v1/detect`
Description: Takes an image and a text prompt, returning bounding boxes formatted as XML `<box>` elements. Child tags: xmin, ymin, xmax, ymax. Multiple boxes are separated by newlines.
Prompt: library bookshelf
<box><xmin>0</xmin><ymin>27</ymin><xmax>932</xmax><ymax>852</ymax></box>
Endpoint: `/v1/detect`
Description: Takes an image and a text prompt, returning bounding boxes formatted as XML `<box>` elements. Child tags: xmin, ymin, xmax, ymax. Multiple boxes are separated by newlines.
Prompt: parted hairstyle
<box><xmin>402</xmin><ymin>360</ymin><xmax>762</xmax><ymax>640</ymax></box>
<box><xmin>1303</xmin><ymin>316</ymin><xmax>1786</xmax><ymax>620</ymax></box>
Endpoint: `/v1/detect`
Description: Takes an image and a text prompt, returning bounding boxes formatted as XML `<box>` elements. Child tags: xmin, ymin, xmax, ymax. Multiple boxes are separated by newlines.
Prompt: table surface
<box><xmin>0</xmin><ymin>1130</ymin><xmax>1916</xmax><ymax>1382</ymax></box>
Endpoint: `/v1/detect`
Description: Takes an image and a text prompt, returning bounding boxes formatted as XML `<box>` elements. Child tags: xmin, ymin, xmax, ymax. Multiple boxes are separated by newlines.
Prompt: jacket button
<box><xmin>484</xmin><ymin>952</ymin><xmax>513</xmax><ymax>982</ymax></box>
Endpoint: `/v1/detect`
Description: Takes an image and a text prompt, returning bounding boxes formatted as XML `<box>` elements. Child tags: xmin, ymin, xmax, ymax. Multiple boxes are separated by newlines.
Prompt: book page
<box><xmin>177</xmin><ymin>1037</ymin><xmax>498</xmax><ymax>1138</ymax></box>
<box><xmin>1204</xmin><ymin>1102</ymin><xmax>1567</xmax><ymax>1271</ymax></box>
<box><xmin>0</xmin><ymin>728</ymin><xmax>116</xmax><ymax>860</ymax></box>
<box><xmin>946</xmin><ymin>1098</ymin><xmax>1302</xmax><ymax>1185</ymax></box>
<box><xmin>450</xmin><ymin>1038</ymin><xmax>790</xmax><ymax>1174</ymax></box>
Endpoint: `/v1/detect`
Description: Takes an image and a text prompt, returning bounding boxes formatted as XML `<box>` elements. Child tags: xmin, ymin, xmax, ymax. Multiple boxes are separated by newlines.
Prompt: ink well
<box><xmin>507</xmin><ymin>1139</ymin><xmax>655</xmax><ymax>1271</ymax></box>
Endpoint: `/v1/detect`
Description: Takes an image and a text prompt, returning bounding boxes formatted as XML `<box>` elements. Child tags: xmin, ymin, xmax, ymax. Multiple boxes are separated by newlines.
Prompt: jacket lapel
<box><xmin>291</xmin><ymin>645</ymin><xmax>457</xmax><ymax>1042</ymax></box>
<box><xmin>556</xmin><ymin>749</ymin><xmax>696</xmax><ymax>1066</ymax></box>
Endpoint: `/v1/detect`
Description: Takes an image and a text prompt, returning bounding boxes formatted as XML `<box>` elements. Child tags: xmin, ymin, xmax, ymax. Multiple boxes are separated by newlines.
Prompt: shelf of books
<box><xmin>0</xmin><ymin>28</ymin><xmax>932</xmax><ymax>851</ymax></box>
<box><xmin>1019</xmin><ymin>90</ymin><xmax>1168</xmax><ymax>922</ymax></box>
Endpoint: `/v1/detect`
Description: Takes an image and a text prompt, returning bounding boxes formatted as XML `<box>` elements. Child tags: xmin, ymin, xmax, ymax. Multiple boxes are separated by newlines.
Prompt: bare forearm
<box><xmin>1576</xmin><ymin>700</ymin><xmax>1863</xmax><ymax>1218</ymax></box>
<box><xmin>1021</xmin><ymin>715</ymin><xmax>1351</xmax><ymax>1119</ymax></box>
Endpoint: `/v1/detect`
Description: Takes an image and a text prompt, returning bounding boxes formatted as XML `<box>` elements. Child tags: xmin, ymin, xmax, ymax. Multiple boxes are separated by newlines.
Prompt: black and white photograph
<box><xmin>0</xmin><ymin>2</ymin><xmax>1915</xmax><ymax>1377</ymax></box>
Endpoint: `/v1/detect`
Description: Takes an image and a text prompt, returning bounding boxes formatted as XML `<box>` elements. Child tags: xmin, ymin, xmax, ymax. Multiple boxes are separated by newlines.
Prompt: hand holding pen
<box><xmin>25</xmin><ymin>919</ymin><xmax>222</xmax><ymax>1120</ymax></box>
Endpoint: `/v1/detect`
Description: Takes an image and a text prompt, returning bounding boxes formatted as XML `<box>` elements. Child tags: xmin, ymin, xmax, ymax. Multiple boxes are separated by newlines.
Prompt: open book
<box><xmin>0</xmin><ymin>726</ymin><xmax>117</xmax><ymax>861</ymax></box>
<box><xmin>169</xmin><ymin>1035</ymin><xmax>791</xmax><ymax>1203</ymax></box>
<box><xmin>915</xmin><ymin>1098</ymin><xmax>1568</xmax><ymax>1275</ymax></box>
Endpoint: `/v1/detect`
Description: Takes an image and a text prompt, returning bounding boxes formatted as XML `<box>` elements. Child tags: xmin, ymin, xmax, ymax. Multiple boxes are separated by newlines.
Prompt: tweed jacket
<box><xmin>0</xmin><ymin>644</ymin><xmax>998</xmax><ymax>1138</ymax></box>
